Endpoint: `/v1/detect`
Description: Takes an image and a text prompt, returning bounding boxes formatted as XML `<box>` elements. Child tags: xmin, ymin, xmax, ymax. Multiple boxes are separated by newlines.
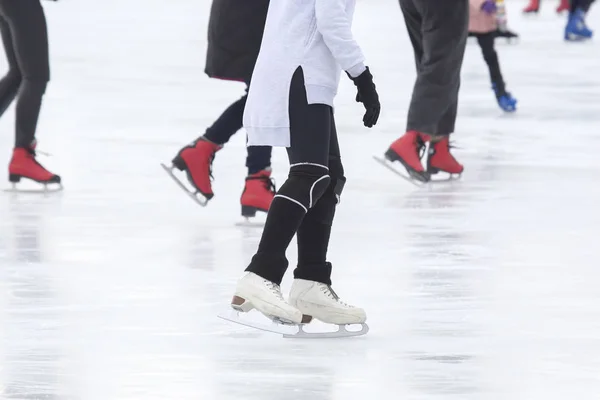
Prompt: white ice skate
<box><xmin>288</xmin><ymin>279</ymin><xmax>369</xmax><ymax>338</ymax></box>
<box><xmin>218</xmin><ymin>272</ymin><xmax>305</xmax><ymax>335</ymax></box>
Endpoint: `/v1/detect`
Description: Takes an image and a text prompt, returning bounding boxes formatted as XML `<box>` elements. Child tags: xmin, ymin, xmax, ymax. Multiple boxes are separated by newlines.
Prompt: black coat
<box><xmin>204</xmin><ymin>0</ymin><xmax>270</xmax><ymax>83</ymax></box>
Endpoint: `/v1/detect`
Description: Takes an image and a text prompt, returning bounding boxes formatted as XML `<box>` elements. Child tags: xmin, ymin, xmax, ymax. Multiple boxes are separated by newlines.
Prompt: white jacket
<box><xmin>243</xmin><ymin>0</ymin><xmax>366</xmax><ymax>147</ymax></box>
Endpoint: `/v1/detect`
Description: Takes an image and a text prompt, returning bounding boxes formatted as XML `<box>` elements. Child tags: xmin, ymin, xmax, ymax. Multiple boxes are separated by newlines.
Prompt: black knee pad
<box><xmin>327</xmin><ymin>156</ymin><xmax>346</xmax><ymax>203</ymax></box>
<box><xmin>276</xmin><ymin>164</ymin><xmax>330</xmax><ymax>210</ymax></box>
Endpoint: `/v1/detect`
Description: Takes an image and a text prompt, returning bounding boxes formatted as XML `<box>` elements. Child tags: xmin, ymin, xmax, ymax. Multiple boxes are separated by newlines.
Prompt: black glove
<box><xmin>347</xmin><ymin>67</ymin><xmax>380</xmax><ymax>128</ymax></box>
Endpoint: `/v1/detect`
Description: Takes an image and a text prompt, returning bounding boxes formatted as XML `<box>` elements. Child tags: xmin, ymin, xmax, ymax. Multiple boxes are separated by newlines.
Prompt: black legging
<box><xmin>471</xmin><ymin>32</ymin><xmax>506</xmax><ymax>94</ymax></box>
<box><xmin>246</xmin><ymin>67</ymin><xmax>343</xmax><ymax>286</ymax></box>
<box><xmin>0</xmin><ymin>0</ymin><xmax>50</xmax><ymax>149</ymax></box>
<box><xmin>571</xmin><ymin>0</ymin><xmax>595</xmax><ymax>12</ymax></box>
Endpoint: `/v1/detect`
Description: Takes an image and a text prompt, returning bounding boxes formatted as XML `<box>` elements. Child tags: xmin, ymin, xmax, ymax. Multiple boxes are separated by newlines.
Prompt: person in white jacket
<box><xmin>229</xmin><ymin>0</ymin><xmax>380</xmax><ymax>329</ymax></box>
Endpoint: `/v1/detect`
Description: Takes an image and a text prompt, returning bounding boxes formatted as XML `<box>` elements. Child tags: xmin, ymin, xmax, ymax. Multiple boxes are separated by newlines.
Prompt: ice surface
<box><xmin>1</xmin><ymin>0</ymin><xmax>600</xmax><ymax>399</ymax></box>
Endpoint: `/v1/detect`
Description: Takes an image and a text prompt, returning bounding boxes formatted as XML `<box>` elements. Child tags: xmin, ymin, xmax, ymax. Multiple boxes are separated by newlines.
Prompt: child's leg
<box><xmin>293</xmin><ymin>114</ymin><xmax>343</xmax><ymax>286</ymax></box>
<box><xmin>476</xmin><ymin>32</ymin><xmax>506</xmax><ymax>93</ymax></box>
<box><xmin>245</xmin><ymin>67</ymin><xmax>332</xmax><ymax>286</ymax></box>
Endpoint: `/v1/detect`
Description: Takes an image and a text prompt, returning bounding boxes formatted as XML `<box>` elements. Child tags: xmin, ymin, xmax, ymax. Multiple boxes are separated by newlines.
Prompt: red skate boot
<box><xmin>427</xmin><ymin>136</ymin><xmax>463</xmax><ymax>178</ymax></box>
<box><xmin>162</xmin><ymin>137</ymin><xmax>222</xmax><ymax>206</ymax></box>
<box><xmin>523</xmin><ymin>0</ymin><xmax>540</xmax><ymax>13</ymax></box>
<box><xmin>382</xmin><ymin>130</ymin><xmax>430</xmax><ymax>182</ymax></box>
<box><xmin>240</xmin><ymin>168</ymin><xmax>275</xmax><ymax>218</ymax></box>
<box><xmin>9</xmin><ymin>147</ymin><xmax>61</xmax><ymax>190</ymax></box>
<box><xmin>556</xmin><ymin>0</ymin><xmax>569</xmax><ymax>13</ymax></box>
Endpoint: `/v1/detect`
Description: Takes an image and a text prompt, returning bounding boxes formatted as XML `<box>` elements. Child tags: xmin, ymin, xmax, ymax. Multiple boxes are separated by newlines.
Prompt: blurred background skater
<box><xmin>0</xmin><ymin>0</ymin><xmax>61</xmax><ymax>190</ymax></box>
<box><xmin>162</xmin><ymin>0</ymin><xmax>275</xmax><ymax>219</ymax></box>
<box><xmin>493</xmin><ymin>0</ymin><xmax>519</xmax><ymax>40</ymax></box>
<box><xmin>470</xmin><ymin>0</ymin><xmax>517</xmax><ymax>112</ymax></box>
<box><xmin>377</xmin><ymin>0</ymin><xmax>468</xmax><ymax>184</ymax></box>
<box><xmin>565</xmin><ymin>0</ymin><xmax>595</xmax><ymax>40</ymax></box>
<box><xmin>523</xmin><ymin>0</ymin><xmax>570</xmax><ymax>13</ymax></box>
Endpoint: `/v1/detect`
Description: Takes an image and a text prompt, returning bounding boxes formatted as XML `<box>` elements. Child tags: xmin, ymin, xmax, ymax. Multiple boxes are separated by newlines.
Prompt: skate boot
<box><xmin>427</xmin><ymin>136</ymin><xmax>464</xmax><ymax>177</ymax></box>
<box><xmin>493</xmin><ymin>83</ymin><xmax>517</xmax><ymax>112</ymax></box>
<box><xmin>565</xmin><ymin>9</ymin><xmax>593</xmax><ymax>41</ymax></box>
<box><xmin>163</xmin><ymin>136</ymin><xmax>222</xmax><ymax>206</ymax></box>
<box><xmin>523</xmin><ymin>0</ymin><xmax>540</xmax><ymax>13</ymax></box>
<box><xmin>289</xmin><ymin>278</ymin><xmax>367</xmax><ymax>326</ymax></box>
<box><xmin>231</xmin><ymin>272</ymin><xmax>303</xmax><ymax>324</ymax></box>
<box><xmin>8</xmin><ymin>146</ymin><xmax>61</xmax><ymax>190</ymax></box>
<box><xmin>556</xmin><ymin>0</ymin><xmax>569</xmax><ymax>13</ymax></box>
<box><xmin>240</xmin><ymin>168</ymin><xmax>276</xmax><ymax>218</ymax></box>
<box><xmin>383</xmin><ymin>130</ymin><xmax>430</xmax><ymax>182</ymax></box>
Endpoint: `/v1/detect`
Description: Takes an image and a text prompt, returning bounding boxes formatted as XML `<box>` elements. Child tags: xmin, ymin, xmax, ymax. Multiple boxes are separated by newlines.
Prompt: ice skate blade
<box><xmin>218</xmin><ymin>309</ymin><xmax>369</xmax><ymax>338</ymax></box>
<box><xmin>3</xmin><ymin>183</ymin><xmax>63</xmax><ymax>194</ymax></box>
<box><xmin>160</xmin><ymin>163</ymin><xmax>208</xmax><ymax>207</ymax></box>
<box><xmin>373</xmin><ymin>156</ymin><xmax>426</xmax><ymax>187</ymax></box>
<box><xmin>284</xmin><ymin>323</ymin><xmax>369</xmax><ymax>339</ymax></box>
<box><xmin>234</xmin><ymin>217</ymin><xmax>265</xmax><ymax>228</ymax></box>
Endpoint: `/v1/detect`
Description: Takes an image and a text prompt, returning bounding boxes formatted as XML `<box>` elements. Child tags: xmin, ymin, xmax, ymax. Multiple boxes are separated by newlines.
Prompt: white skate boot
<box><xmin>288</xmin><ymin>279</ymin><xmax>369</xmax><ymax>338</ymax></box>
<box><xmin>231</xmin><ymin>272</ymin><xmax>303</xmax><ymax>324</ymax></box>
<box><xmin>218</xmin><ymin>273</ymin><xmax>306</xmax><ymax>336</ymax></box>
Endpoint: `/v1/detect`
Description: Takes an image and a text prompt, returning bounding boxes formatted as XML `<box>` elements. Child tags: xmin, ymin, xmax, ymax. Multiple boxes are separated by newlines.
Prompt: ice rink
<box><xmin>1</xmin><ymin>0</ymin><xmax>600</xmax><ymax>399</ymax></box>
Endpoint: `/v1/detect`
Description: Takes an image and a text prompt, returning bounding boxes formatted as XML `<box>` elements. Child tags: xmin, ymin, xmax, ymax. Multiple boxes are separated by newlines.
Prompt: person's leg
<box><xmin>293</xmin><ymin>112</ymin><xmax>343</xmax><ymax>285</ymax></box>
<box><xmin>0</xmin><ymin>13</ymin><xmax>21</xmax><ymax>118</ymax></box>
<box><xmin>203</xmin><ymin>90</ymin><xmax>247</xmax><ymax>145</ymax></box>
<box><xmin>245</xmin><ymin>145</ymin><xmax>271</xmax><ymax>175</ymax></box>
<box><xmin>4</xmin><ymin>0</ymin><xmax>60</xmax><ymax>185</ymax></box>
<box><xmin>406</xmin><ymin>0</ymin><xmax>468</xmax><ymax>137</ymax></box>
<box><xmin>245</xmin><ymin>67</ymin><xmax>332</xmax><ymax>285</ymax></box>
<box><xmin>476</xmin><ymin>33</ymin><xmax>505</xmax><ymax>93</ymax></box>
<box><xmin>1</xmin><ymin>0</ymin><xmax>50</xmax><ymax>148</ymax></box>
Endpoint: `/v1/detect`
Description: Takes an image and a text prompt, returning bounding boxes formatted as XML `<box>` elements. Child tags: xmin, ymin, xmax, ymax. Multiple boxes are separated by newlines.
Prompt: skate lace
<box><xmin>247</xmin><ymin>175</ymin><xmax>277</xmax><ymax>194</ymax></box>
<box><xmin>320</xmin><ymin>285</ymin><xmax>352</xmax><ymax>308</ymax></box>
<box><xmin>266</xmin><ymin>281</ymin><xmax>285</xmax><ymax>301</ymax></box>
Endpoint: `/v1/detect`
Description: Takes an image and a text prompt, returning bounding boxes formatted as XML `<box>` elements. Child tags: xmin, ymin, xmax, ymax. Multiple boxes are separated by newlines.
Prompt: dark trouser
<box><xmin>0</xmin><ymin>0</ymin><xmax>50</xmax><ymax>149</ymax></box>
<box><xmin>571</xmin><ymin>0</ymin><xmax>595</xmax><ymax>12</ymax></box>
<box><xmin>203</xmin><ymin>84</ymin><xmax>272</xmax><ymax>175</ymax></box>
<box><xmin>246</xmin><ymin>67</ymin><xmax>343</xmax><ymax>286</ymax></box>
<box><xmin>471</xmin><ymin>32</ymin><xmax>506</xmax><ymax>94</ymax></box>
<box><xmin>399</xmin><ymin>0</ymin><xmax>469</xmax><ymax>136</ymax></box>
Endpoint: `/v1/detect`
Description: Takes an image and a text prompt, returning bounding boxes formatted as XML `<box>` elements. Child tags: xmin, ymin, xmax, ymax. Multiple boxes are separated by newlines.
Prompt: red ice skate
<box><xmin>556</xmin><ymin>0</ymin><xmax>569</xmax><ymax>13</ymax></box>
<box><xmin>383</xmin><ymin>130</ymin><xmax>430</xmax><ymax>182</ymax></box>
<box><xmin>163</xmin><ymin>137</ymin><xmax>223</xmax><ymax>206</ymax></box>
<box><xmin>523</xmin><ymin>0</ymin><xmax>540</xmax><ymax>13</ymax></box>
<box><xmin>240</xmin><ymin>168</ymin><xmax>275</xmax><ymax>218</ymax></box>
<box><xmin>9</xmin><ymin>147</ymin><xmax>61</xmax><ymax>189</ymax></box>
<box><xmin>427</xmin><ymin>136</ymin><xmax>464</xmax><ymax>176</ymax></box>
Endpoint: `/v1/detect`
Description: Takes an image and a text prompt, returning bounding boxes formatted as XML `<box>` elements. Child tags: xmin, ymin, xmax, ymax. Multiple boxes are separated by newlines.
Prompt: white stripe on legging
<box><xmin>290</xmin><ymin>162</ymin><xmax>329</xmax><ymax>170</ymax></box>
<box><xmin>309</xmin><ymin>175</ymin><xmax>330</xmax><ymax>208</ymax></box>
<box><xmin>274</xmin><ymin>194</ymin><xmax>308</xmax><ymax>213</ymax></box>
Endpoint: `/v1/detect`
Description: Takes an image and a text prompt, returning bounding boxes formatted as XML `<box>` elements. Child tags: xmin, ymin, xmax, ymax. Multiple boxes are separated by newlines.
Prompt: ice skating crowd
<box><xmin>1</xmin><ymin>0</ymin><xmax>595</xmax><ymax>338</ymax></box>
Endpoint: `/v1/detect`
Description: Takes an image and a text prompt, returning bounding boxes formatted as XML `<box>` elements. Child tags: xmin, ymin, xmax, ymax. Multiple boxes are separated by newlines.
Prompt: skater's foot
<box><xmin>493</xmin><ymin>83</ymin><xmax>517</xmax><ymax>112</ymax></box>
<box><xmin>523</xmin><ymin>0</ymin><xmax>540</xmax><ymax>13</ymax></box>
<box><xmin>427</xmin><ymin>136</ymin><xmax>464</xmax><ymax>175</ymax></box>
<box><xmin>565</xmin><ymin>9</ymin><xmax>593</xmax><ymax>41</ymax></box>
<box><xmin>240</xmin><ymin>168</ymin><xmax>276</xmax><ymax>218</ymax></box>
<box><xmin>556</xmin><ymin>0</ymin><xmax>570</xmax><ymax>13</ymax></box>
<box><xmin>384</xmin><ymin>131</ymin><xmax>430</xmax><ymax>182</ymax></box>
<box><xmin>289</xmin><ymin>278</ymin><xmax>366</xmax><ymax>325</ymax></box>
<box><xmin>9</xmin><ymin>147</ymin><xmax>61</xmax><ymax>185</ymax></box>
<box><xmin>171</xmin><ymin>136</ymin><xmax>222</xmax><ymax>201</ymax></box>
<box><xmin>232</xmin><ymin>272</ymin><xmax>303</xmax><ymax>324</ymax></box>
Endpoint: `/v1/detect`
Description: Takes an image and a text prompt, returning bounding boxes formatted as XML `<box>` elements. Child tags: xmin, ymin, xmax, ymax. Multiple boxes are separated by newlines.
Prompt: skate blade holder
<box><xmin>160</xmin><ymin>163</ymin><xmax>209</xmax><ymax>207</ymax></box>
<box><xmin>218</xmin><ymin>309</ymin><xmax>369</xmax><ymax>339</ymax></box>
<box><xmin>373</xmin><ymin>155</ymin><xmax>461</xmax><ymax>187</ymax></box>
<box><xmin>4</xmin><ymin>181</ymin><xmax>63</xmax><ymax>194</ymax></box>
